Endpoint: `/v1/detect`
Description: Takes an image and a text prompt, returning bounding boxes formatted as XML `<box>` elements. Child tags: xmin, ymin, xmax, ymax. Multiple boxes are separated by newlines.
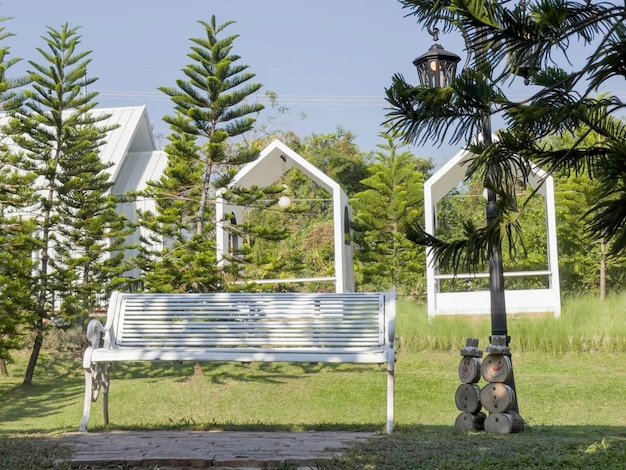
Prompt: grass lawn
<box><xmin>2</xmin><ymin>295</ymin><xmax>626</xmax><ymax>468</ymax></box>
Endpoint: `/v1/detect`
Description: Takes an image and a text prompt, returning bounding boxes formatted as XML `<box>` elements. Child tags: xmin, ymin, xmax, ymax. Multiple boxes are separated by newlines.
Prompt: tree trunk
<box><xmin>0</xmin><ymin>358</ymin><xmax>8</xmax><ymax>377</ymax></box>
<box><xmin>600</xmin><ymin>240</ymin><xmax>606</xmax><ymax>301</ymax></box>
<box><xmin>23</xmin><ymin>325</ymin><xmax>44</xmax><ymax>386</ymax></box>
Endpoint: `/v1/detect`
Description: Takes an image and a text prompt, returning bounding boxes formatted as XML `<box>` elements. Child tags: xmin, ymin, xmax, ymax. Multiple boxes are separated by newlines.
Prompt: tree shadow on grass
<box><xmin>110</xmin><ymin>360</ymin><xmax>387</xmax><ymax>384</ymax></box>
<box><xmin>0</xmin><ymin>352</ymin><xmax>390</xmax><ymax>434</ymax></box>
<box><xmin>0</xmin><ymin>378</ymin><xmax>85</xmax><ymax>433</ymax></box>
<box><xmin>0</xmin><ymin>351</ymin><xmax>87</xmax><ymax>433</ymax></box>
<box><xmin>110</xmin><ymin>361</ymin><xmax>308</xmax><ymax>385</ymax></box>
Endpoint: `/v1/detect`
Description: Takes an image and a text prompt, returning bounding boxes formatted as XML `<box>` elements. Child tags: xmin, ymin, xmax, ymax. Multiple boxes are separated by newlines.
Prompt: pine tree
<box><xmin>351</xmin><ymin>131</ymin><xmax>431</xmax><ymax>295</ymax></box>
<box><xmin>7</xmin><ymin>24</ymin><xmax>126</xmax><ymax>385</ymax></box>
<box><xmin>138</xmin><ymin>16</ymin><xmax>263</xmax><ymax>293</ymax></box>
<box><xmin>53</xmin><ymin>125</ymin><xmax>134</xmax><ymax>328</ymax></box>
<box><xmin>0</xmin><ymin>17</ymin><xmax>37</xmax><ymax>376</ymax></box>
<box><xmin>0</xmin><ymin>150</ymin><xmax>38</xmax><ymax>378</ymax></box>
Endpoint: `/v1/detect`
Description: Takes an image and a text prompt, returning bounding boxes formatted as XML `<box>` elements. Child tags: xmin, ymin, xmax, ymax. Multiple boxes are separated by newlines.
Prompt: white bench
<box><xmin>80</xmin><ymin>291</ymin><xmax>397</xmax><ymax>433</ymax></box>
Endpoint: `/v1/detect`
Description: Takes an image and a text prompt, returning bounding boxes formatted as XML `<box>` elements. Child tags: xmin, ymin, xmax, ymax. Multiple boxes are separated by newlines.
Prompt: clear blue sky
<box><xmin>3</xmin><ymin>1</ymin><xmax>615</xmax><ymax>168</ymax></box>
<box><xmin>3</xmin><ymin>1</ymin><xmax>466</xmax><ymax>165</ymax></box>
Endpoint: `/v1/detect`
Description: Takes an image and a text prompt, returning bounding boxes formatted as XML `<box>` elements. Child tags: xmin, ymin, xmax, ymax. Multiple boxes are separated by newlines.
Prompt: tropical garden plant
<box><xmin>386</xmin><ymin>0</ymin><xmax>626</xmax><ymax>270</ymax></box>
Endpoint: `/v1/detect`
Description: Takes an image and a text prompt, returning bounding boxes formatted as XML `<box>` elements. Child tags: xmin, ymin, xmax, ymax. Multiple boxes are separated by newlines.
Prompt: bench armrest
<box><xmin>388</xmin><ymin>319</ymin><xmax>396</xmax><ymax>345</ymax></box>
<box><xmin>386</xmin><ymin>291</ymin><xmax>397</xmax><ymax>345</ymax></box>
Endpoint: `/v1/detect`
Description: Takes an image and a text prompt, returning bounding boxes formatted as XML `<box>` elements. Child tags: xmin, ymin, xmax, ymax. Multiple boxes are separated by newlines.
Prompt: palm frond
<box><xmin>406</xmin><ymin>213</ymin><xmax>524</xmax><ymax>274</ymax></box>
<box><xmin>385</xmin><ymin>69</ymin><xmax>504</xmax><ymax>147</ymax></box>
<box><xmin>398</xmin><ymin>0</ymin><xmax>459</xmax><ymax>35</ymax></box>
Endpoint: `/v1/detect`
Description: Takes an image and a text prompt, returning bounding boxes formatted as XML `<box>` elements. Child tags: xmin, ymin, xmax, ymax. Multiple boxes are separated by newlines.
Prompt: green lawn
<box><xmin>2</xmin><ymin>294</ymin><xmax>626</xmax><ymax>468</ymax></box>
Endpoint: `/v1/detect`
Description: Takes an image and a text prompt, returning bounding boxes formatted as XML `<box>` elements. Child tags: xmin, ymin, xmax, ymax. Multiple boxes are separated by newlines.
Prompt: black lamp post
<box><xmin>414</xmin><ymin>26</ymin><xmax>519</xmax><ymax>412</ymax></box>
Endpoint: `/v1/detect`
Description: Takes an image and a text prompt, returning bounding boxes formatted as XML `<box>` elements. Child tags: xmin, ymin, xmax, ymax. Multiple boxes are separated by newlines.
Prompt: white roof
<box><xmin>230</xmin><ymin>139</ymin><xmax>341</xmax><ymax>195</ymax></box>
<box><xmin>89</xmin><ymin>106</ymin><xmax>160</xmax><ymax>189</ymax></box>
<box><xmin>0</xmin><ymin>105</ymin><xmax>162</xmax><ymax>196</ymax></box>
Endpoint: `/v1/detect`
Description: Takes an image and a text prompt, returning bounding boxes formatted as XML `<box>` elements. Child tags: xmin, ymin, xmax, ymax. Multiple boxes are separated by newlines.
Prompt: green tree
<box><xmin>546</xmin><ymin>127</ymin><xmax>626</xmax><ymax>297</ymax></box>
<box><xmin>0</xmin><ymin>17</ymin><xmax>33</xmax><ymax>375</ymax></box>
<box><xmin>53</xmin><ymin>125</ymin><xmax>134</xmax><ymax>327</ymax></box>
<box><xmin>297</xmin><ymin>128</ymin><xmax>370</xmax><ymax>197</ymax></box>
<box><xmin>351</xmin><ymin>131</ymin><xmax>431</xmax><ymax>295</ymax></box>
<box><xmin>0</xmin><ymin>152</ymin><xmax>38</xmax><ymax>378</ymax></box>
<box><xmin>138</xmin><ymin>16</ymin><xmax>264</xmax><ymax>294</ymax></box>
<box><xmin>7</xmin><ymin>24</ymin><xmax>122</xmax><ymax>385</ymax></box>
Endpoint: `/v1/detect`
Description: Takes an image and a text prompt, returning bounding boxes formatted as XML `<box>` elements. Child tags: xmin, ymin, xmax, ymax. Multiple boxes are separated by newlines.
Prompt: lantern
<box><xmin>413</xmin><ymin>42</ymin><xmax>461</xmax><ymax>88</ymax></box>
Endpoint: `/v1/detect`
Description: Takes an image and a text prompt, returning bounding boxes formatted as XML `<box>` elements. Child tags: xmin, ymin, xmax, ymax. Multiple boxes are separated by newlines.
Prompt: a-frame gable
<box><xmin>229</xmin><ymin>139</ymin><xmax>339</xmax><ymax>193</ymax></box>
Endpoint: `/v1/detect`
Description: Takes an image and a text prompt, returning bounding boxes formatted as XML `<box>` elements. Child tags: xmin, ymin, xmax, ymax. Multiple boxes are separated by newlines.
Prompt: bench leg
<box><xmin>79</xmin><ymin>362</ymin><xmax>110</xmax><ymax>432</ymax></box>
<box><xmin>387</xmin><ymin>355</ymin><xmax>395</xmax><ymax>434</ymax></box>
<box><xmin>79</xmin><ymin>368</ymin><xmax>93</xmax><ymax>432</ymax></box>
<box><xmin>102</xmin><ymin>374</ymin><xmax>109</xmax><ymax>426</ymax></box>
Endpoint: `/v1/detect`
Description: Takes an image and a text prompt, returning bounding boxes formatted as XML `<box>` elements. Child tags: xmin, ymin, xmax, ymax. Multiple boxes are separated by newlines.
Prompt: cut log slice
<box><xmin>480</xmin><ymin>354</ymin><xmax>512</xmax><ymax>383</ymax></box>
<box><xmin>480</xmin><ymin>382</ymin><xmax>516</xmax><ymax>413</ymax></box>
<box><xmin>459</xmin><ymin>356</ymin><xmax>481</xmax><ymax>384</ymax></box>
<box><xmin>455</xmin><ymin>383</ymin><xmax>482</xmax><ymax>413</ymax></box>
<box><xmin>455</xmin><ymin>411</ymin><xmax>486</xmax><ymax>432</ymax></box>
<box><xmin>484</xmin><ymin>411</ymin><xmax>525</xmax><ymax>434</ymax></box>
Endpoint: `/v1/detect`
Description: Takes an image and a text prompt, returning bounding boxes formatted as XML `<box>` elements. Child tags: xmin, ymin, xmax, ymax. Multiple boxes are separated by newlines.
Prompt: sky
<box><xmin>2</xmin><ymin>0</ymin><xmax>469</xmax><ymax>166</ymax></box>
<box><xmin>1</xmin><ymin>1</ymin><xmax>618</xmax><ymax>169</ymax></box>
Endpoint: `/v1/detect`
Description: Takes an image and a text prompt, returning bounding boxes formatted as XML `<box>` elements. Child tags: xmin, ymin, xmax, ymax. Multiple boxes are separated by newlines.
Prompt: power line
<box><xmin>95</xmin><ymin>89</ymin><xmax>389</xmax><ymax>107</ymax></box>
<box><xmin>95</xmin><ymin>89</ymin><xmax>626</xmax><ymax>108</ymax></box>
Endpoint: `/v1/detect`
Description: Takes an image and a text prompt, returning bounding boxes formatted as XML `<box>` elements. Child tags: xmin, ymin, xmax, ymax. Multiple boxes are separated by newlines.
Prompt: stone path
<box><xmin>60</xmin><ymin>430</ymin><xmax>377</xmax><ymax>469</ymax></box>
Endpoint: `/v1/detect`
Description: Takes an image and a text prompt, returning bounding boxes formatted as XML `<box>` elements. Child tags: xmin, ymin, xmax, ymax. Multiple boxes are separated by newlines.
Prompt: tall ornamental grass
<box><xmin>397</xmin><ymin>291</ymin><xmax>626</xmax><ymax>354</ymax></box>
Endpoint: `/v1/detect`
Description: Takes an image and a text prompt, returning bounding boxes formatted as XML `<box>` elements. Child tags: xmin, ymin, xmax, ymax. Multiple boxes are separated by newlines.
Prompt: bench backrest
<box><xmin>105</xmin><ymin>291</ymin><xmax>395</xmax><ymax>349</ymax></box>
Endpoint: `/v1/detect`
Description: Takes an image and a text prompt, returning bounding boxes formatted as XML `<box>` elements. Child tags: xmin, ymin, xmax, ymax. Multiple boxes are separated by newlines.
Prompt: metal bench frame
<box><xmin>80</xmin><ymin>291</ymin><xmax>396</xmax><ymax>433</ymax></box>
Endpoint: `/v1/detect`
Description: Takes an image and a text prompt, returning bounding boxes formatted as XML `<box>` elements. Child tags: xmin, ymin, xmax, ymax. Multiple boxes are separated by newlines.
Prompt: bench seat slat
<box><xmin>91</xmin><ymin>347</ymin><xmax>389</xmax><ymax>364</ymax></box>
<box><xmin>123</xmin><ymin>314</ymin><xmax>378</xmax><ymax>318</ymax></box>
<box><xmin>121</xmin><ymin>317</ymin><xmax>380</xmax><ymax>323</ymax></box>
<box><xmin>119</xmin><ymin>327</ymin><xmax>380</xmax><ymax>333</ymax></box>
<box><xmin>122</xmin><ymin>311</ymin><xmax>380</xmax><ymax>317</ymax></box>
<box><xmin>118</xmin><ymin>341</ymin><xmax>381</xmax><ymax>348</ymax></box>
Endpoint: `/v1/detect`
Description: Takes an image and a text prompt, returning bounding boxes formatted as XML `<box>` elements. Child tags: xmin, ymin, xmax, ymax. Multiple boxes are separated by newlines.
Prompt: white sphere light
<box><xmin>278</xmin><ymin>196</ymin><xmax>291</xmax><ymax>208</ymax></box>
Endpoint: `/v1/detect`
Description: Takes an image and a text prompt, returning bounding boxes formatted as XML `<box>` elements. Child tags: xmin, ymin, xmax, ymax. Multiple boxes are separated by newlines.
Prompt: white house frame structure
<box><xmin>216</xmin><ymin>139</ymin><xmax>355</xmax><ymax>293</ymax></box>
<box><xmin>424</xmin><ymin>147</ymin><xmax>561</xmax><ymax>319</ymax></box>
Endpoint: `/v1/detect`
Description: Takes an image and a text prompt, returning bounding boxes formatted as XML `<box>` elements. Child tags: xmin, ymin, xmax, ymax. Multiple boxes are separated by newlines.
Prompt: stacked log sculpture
<box><xmin>454</xmin><ymin>338</ymin><xmax>486</xmax><ymax>431</ymax></box>
<box><xmin>455</xmin><ymin>337</ymin><xmax>525</xmax><ymax>433</ymax></box>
